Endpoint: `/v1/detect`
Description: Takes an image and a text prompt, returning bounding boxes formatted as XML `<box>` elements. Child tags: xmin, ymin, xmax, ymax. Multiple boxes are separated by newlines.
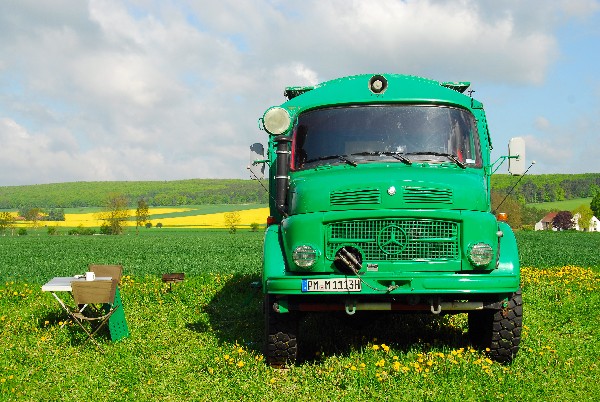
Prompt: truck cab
<box><xmin>255</xmin><ymin>74</ymin><xmax>523</xmax><ymax>366</ymax></box>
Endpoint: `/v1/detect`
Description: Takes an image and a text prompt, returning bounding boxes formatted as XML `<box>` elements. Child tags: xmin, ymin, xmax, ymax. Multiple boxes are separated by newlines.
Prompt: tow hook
<box><xmin>345</xmin><ymin>300</ymin><xmax>357</xmax><ymax>315</ymax></box>
<box><xmin>430</xmin><ymin>298</ymin><xmax>442</xmax><ymax>314</ymax></box>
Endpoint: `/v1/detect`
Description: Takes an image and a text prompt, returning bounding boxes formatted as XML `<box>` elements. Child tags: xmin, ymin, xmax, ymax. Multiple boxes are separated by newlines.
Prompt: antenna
<box><xmin>247</xmin><ymin>165</ymin><xmax>269</xmax><ymax>193</ymax></box>
<box><xmin>246</xmin><ymin>166</ymin><xmax>287</xmax><ymax>216</ymax></box>
<box><xmin>493</xmin><ymin>161</ymin><xmax>536</xmax><ymax>215</ymax></box>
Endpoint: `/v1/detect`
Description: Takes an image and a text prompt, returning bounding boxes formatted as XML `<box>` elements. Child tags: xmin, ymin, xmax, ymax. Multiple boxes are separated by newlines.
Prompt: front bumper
<box><xmin>265</xmin><ymin>271</ymin><xmax>519</xmax><ymax>295</ymax></box>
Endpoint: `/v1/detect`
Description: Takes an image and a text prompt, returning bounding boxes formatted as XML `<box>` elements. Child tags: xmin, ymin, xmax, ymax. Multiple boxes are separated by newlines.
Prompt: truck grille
<box><xmin>326</xmin><ymin>219</ymin><xmax>459</xmax><ymax>261</ymax></box>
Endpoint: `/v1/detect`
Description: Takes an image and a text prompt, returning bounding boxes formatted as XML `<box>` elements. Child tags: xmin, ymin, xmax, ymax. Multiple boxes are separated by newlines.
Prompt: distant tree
<box><xmin>156</xmin><ymin>222</ymin><xmax>163</xmax><ymax>228</ymax></box>
<box><xmin>98</xmin><ymin>193</ymin><xmax>130</xmax><ymax>235</ymax></box>
<box><xmin>47</xmin><ymin>208</ymin><xmax>65</xmax><ymax>221</ymax></box>
<box><xmin>591</xmin><ymin>192</ymin><xmax>600</xmax><ymax>219</ymax></box>
<box><xmin>145</xmin><ymin>222</ymin><xmax>153</xmax><ymax>229</ymax></box>
<box><xmin>552</xmin><ymin>211</ymin><xmax>574</xmax><ymax>231</ymax></box>
<box><xmin>0</xmin><ymin>212</ymin><xmax>16</xmax><ymax>235</ymax></box>
<box><xmin>573</xmin><ymin>205</ymin><xmax>594</xmax><ymax>231</ymax></box>
<box><xmin>224</xmin><ymin>211</ymin><xmax>241</xmax><ymax>234</ymax></box>
<box><xmin>135</xmin><ymin>199</ymin><xmax>149</xmax><ymax>235</ymax></box>
<box><xmin>20</xmin><ymin>207</ymin><xmax>43</xmax><ymax>228</ymax></box>
<box><xmin>47</xmin><ymin>226</ymin><xmax>59</xmax><ymax>235</ymax></box>
<box><xmin>250</xmin><ymin>222</ymin><xmax>260</xmax><ymax>232</ymax></box>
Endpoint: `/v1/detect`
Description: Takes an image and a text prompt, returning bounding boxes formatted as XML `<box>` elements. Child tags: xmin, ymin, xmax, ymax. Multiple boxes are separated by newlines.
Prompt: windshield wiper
<box><xmin>406</xmin><ymin>152</ymin><xmax>466</xmax><ymax>169</ymax></box>
<box><xmin>379</xmin><ymin>151</ymin><xmax>412</xmax><ymax>165</ymax></box>
<box><xmin>305</xmin><ymin>154</ymin><xmax>357</xmax><ymax>167</ymax></box>
<box><xmin>350</xmin><ymin>151</ymin><xmax>412</xmax><ymax>165</ymax></box>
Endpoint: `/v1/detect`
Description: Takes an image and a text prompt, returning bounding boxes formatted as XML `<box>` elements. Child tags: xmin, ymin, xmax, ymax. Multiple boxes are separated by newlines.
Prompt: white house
<box><xmin>534</xmin><ymin>212</ymin><xmax>558</xmax><ymax>231</ymax></box>
<box><xmin>572</xmin><ymin>213</ymin><xmax>600</xmax><ymax>232</ymax></box>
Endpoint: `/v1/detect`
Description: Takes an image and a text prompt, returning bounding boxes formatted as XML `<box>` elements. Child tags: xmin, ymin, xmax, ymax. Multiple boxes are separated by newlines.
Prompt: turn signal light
<box><xmin>497</xmin><ymin>212</ymin><xmax>508</xmax><ymax>222</ymax></box>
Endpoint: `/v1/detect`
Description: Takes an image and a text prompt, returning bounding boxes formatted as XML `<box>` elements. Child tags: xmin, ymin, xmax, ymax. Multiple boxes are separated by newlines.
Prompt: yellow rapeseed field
<box><xmin>13</xmin><ymin>207</ymin><xmax>269</xmax><ymax>229</ymax></box>
<box><xmin>156</xmin><ymin>208</ymin><xmax>269</xmax><ymax>228</ymax></box>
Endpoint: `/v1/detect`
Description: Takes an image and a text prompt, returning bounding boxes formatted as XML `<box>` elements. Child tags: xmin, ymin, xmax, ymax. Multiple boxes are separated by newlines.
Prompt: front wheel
<box><xmin>264</xmin><ymin>295</ymin><xmax>298</xmax><ymax>367</ymax></box>
<box><xmin>468</xmin><ymin>289</ymin><xmax>523</xmax><ymax>364</ymax></box>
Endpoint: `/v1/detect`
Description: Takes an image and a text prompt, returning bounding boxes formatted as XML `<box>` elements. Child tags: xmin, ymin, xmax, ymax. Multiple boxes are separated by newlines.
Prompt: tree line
<box><xmin>491</xmin><ymin>173</ymin><xmax>600</xmax><ymax>204</ymax></box>
<box><xmin>0</xmin><ymin>179</ymin><xmax>269</xmax><ymax>209</ymax></box>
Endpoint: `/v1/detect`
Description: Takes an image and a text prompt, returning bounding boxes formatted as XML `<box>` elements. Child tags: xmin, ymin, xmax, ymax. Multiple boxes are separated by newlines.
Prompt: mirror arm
<box><xmin>490</xmin><ymin>155</ymin><xmax>519</xmax><ymax>174</ymax></box>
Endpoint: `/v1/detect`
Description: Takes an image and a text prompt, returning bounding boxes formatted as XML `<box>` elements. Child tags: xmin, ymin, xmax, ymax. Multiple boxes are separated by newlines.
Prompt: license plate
<box><xmin>301</xmin><ymin>278</ymin><xmax>361</xmax><ymax>292</ymax></box>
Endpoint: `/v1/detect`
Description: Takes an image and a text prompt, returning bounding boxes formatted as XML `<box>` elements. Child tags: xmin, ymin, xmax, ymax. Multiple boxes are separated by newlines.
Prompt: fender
<box><xmin>496</xmin><ymin>221</ymin><xmax>520</xmax><ymax>284</ymax></box>
<box><xmin>262</xmin><ymin>224</ymin><xmax>287</xmax><ymax>290</ymax></box>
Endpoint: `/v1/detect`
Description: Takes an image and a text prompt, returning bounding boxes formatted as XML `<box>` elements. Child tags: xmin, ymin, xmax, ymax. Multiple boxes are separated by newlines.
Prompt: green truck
<box><xmin>251</xmin><ymin>74</ymin><xmax>524</xmax><ymax>367</ymax></box>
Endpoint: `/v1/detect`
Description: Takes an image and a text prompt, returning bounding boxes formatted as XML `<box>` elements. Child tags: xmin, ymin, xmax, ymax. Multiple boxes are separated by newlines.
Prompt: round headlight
<box><xmin>468</xmin><ymin>243</ymin><xmax>494</xmax><ymax>267</ymax></box>
<box><xmin>292</xmin><ymin>245</ymin><xmax>317</xmax><ymax>268</ymax></box>
<box><xmin>263</xmin><ymin>107</ymin><xmax>291</xmax><ymax>135</ymax></box>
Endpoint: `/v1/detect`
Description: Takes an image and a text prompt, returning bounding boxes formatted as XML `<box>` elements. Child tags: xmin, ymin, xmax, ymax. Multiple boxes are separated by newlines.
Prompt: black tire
<box><xmin>264</xmin><ymin>295</ymin><xmax>298</xmax><ymax>367</ymax></box>
<box><xmin>468</xmin><ymin>289</ymin><xmax>523</xmax><ymax>364</ymax></box>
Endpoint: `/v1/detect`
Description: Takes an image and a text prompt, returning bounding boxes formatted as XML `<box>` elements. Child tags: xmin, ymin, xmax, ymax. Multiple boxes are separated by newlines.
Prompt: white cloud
<box><xmin>0</xmin><ymin>0</ymin><xmax>598</xmax><ymax>185</ymax></box>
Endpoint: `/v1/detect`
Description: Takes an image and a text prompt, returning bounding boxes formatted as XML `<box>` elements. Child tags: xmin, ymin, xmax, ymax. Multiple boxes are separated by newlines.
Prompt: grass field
<box><xmin>527</xmin><ymin>197</ymin><xmax>592</xmax><ymax>211</ymax></box>
<box><xmin>1</xmin><ymin>230</ymin><xmax>599</xmax><ymax>401</ymax></box>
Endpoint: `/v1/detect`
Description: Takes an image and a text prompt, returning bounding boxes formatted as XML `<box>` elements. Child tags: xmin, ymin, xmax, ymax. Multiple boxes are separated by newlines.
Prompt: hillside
<box><xmin>0</xmin><ymin>179</ymin><xmax>268</xmax><ymax>208</ymax></box>
<box><xmin>1</xmin><ymin>173</ymin><xmax>598</xmax><ymax>209</ymax></box>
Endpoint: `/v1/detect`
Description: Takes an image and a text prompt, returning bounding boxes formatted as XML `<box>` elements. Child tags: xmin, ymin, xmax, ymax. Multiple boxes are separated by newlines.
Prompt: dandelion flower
<box><xmin>237</xmin><ymin>361</ymin><xmax>244</xmax><ymax>368</ymax></box>
<box><xmin>372</xmin><ymin>345</ymin><xmax>380</xmax><ymax>351</ymax></box>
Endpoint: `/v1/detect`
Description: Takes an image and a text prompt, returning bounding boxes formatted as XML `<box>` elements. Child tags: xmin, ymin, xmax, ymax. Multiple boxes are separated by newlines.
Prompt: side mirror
<box><xmin>248</xmin><ymin>143</ymin><xmax>266</xmax><ymax>178</ymax></box>
<box><xmin>250</xmin><ymin>142</ymin><xmax>264</xmax><ymax>157</ymax></box>
<box><xmin>508</xmin><ymin>137</ymin><xmax>526</xmax><ymax>176</ymax></box>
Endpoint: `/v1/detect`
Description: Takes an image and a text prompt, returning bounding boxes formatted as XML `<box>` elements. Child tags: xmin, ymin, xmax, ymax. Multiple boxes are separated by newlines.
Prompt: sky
<box><xmin>0</xmin><ymin>0</ymin><xmax>599</xmax><ymax>186</ymax></box>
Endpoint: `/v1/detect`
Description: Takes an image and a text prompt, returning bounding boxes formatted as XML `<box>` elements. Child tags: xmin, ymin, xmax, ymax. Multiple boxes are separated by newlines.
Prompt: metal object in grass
<box><xmin>162</xmin><ymin>272</ymin><xmax>185</xmax><ymax>292</ymax></box>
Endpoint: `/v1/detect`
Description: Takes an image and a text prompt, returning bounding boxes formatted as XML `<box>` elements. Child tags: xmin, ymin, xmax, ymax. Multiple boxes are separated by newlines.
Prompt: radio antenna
<box><xmin>493</xmin><ymin>161</ymin><xmax>536</xmax><ymax>214</ymax></box>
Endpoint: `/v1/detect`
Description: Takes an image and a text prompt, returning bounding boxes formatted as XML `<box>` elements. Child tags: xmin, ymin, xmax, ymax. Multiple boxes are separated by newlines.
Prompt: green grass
<box><xmin>1</xmin><ymin>231</ymin><xmax>599</xmax><ymax>400</ymax></box>
<box><xmin>527</xmin><ymin>197</ymin><xmax>592</xmax><ymax>211</ymax></box>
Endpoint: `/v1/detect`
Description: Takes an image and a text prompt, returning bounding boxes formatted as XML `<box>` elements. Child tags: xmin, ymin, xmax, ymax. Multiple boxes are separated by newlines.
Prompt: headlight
<box><xmin>263</xmin><ymin>107</ymin><xmax>291</xmax><ymax>135</ymax></box>
<box><xmin>292</xmin><ymin>245</ymin><xmax>317</xmax><ymax>268</ymax></box>
<box><xmin>468</xmin><ymin>242</ymin><xmax>494</xmax><ymax>267</ymax></box>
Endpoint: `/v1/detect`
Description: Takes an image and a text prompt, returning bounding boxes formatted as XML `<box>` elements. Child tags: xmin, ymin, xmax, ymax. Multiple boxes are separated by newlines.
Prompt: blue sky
<box><xmin>0</xmin><ymin>0</ymin><xmax>599</xmax><ymax>185</ymax></box>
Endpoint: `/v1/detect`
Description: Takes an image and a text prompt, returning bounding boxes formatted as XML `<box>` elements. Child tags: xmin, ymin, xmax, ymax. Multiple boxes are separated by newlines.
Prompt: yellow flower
<box><xmin>350</xmin><ymin>365</ymin><xmax>357</xmax><ymax>371</ymax></box>
<box><xmin>381</xmin><ymin>343</ymin><xmax>390</xmax><ymax>352</ymax></box>
<box><xmin>372</xmin><ymin>344</ymin><xmax>380</xmax><ymax>351</ymax></box>
<box><xmin>237</xmin><ymin>361</ymin><xmax>244</xmax><ymax>368</ymax></box>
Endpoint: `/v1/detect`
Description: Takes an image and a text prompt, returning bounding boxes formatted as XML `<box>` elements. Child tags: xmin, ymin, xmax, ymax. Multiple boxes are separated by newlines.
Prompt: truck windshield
<box><xmin>291</xmin><ymin>105</ymin><xmax>482</xmax><ymax>170</ymax></box>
